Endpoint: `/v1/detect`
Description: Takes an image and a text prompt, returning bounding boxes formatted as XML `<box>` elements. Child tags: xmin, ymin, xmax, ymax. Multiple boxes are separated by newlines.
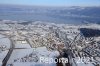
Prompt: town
<box><xmin>0</xmin><ymin>20</ymin><xmax>100</xmax><ymax>66</ymax></box>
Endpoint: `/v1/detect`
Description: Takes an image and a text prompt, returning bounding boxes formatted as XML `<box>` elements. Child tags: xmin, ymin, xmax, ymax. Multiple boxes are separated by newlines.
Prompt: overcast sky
<box><xmin>0</xmin><ymin>0</ymin><xmax>100</xmax><ymax>6</ymax></box>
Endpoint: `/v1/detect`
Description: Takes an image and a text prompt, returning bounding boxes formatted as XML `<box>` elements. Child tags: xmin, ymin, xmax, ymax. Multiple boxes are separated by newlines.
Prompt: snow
<box><xmin>7</xmin><ymin>49</ymin><xmax>33</xmax><ymax>64</ymax></box>
<box><xmin>0</xmin><ymin>24</ymin><xmax>11</xmax><ymax>30</ymax></box>
<box><xmin>15</xmin><ymin>44</ymin><xmax>31</xmax><ymax>49</ymax></box>
<box><xmin>72</xmin><ymin>58</ymin><xmax>94</xmax><ymax>66</ymax></box>
<box><xmin>0</xmin><ymin>60</ymin><xmax>2</xmax><ymax>66</ymax></box>
<box><xmin>0</xmin><ymin>34</ymin><xmax>5</xmax><ymax>38</ymax></box>
<box><xmin>0</xmin><ymin>50</ymin><xmax>8</xmax><ymax>60</ymax></box>
<box><xmin>7</xmin><ymin>47</ymin><xmax>59</xmax><ymax>66</ymax></box>
<box><xmin>14</xmin><ymin>40</ymin><xmax>31</xmax><ymax>48</ymax></box>
<box><xmin>36</xmin><ymin>47</ymin><xmax>60</xmax><ymax>58</ymax></box>
<box><xmin>67</xmin><ymin>35</ymin><xmax>74</xmax><ymax>40</ymax></box>
<box><xmin>0</xmin><ymin>34</ymin><xmax>11</xmax><ymax>65</ymax></box>
<box><xmin>13</xmin><ymin>62</ymin><xmax>56</xmax><ymax>66</ymax></box>
<box><xmin>0</xmin><ymin>34</ymin><xmax>11</xmax><ymax>49</ymax></box>
<box><xmin>77</xmin><ymin>63</ymin><xmax>94</xmax><ymax>66</ymax></box>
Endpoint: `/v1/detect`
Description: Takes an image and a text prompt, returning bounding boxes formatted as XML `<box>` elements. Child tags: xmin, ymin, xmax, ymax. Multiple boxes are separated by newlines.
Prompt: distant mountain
<box><xmin>0</xmin><ymin>4</ymin><xmax>100</xmax><ymax>24</ymax></box>
<box><xmin>0</xmin><ymin>4</ymin><xmax>100</xmax><ymax>17</ymax></box>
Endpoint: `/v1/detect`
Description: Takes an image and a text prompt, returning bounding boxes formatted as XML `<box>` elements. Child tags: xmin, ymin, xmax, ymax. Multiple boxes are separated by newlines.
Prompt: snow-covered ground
<box><xmin>13</xmin><ymin>62</ymin><xmax>56</xmax><ymax>66</ymax></box>
<box><xmin>15</xmin><ymin>40</ymin><xmax>31</xmax><ymax>49</ymax></box>
<box><xmin>7</xmin><ymin>49</ymin><xmax>33</xmax><ymax>64</ymax></box>
<box><xmin>0</xmin><ymin>34</ymin><xmax>11</xmax><ymax>65</ymax></box>
<box><xmin>0</xmin><ymin>34</ymin><xmax>11</xmax><ymax>49</ymax></box>
<box><xmin>36</xmin><ymin>47</ymin><xmax>59</xmax><ymax>58</ymax></box>
<box><xmin>77</xmin><ymin>63</ymin><xmax>94</xmax><ymax>66</ymax></box>
<box><xmin>15</xmin><ymin>44</ymin><xmax>31</xmax><ymax>49</ymax></box>
<box><xmin>0</xmin><ymin>50</ymin><xmax>8</xmax><ymax>61</ymax></box>
<box><xmin>0</xmin><ymin>24</ymin><xmax>11</xmax><ymax>30</ymax></box>
<box><xmin>7</xmin><ymin>47</ymin><xmax>60</xmax><ymax>66</ymax></box>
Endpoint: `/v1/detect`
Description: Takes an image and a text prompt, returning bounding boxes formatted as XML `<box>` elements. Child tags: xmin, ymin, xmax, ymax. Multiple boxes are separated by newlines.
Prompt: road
<box><xmin>25</xmin><ymin>38</ymin><xmax>33</xmax><ymax>48</ymax></box>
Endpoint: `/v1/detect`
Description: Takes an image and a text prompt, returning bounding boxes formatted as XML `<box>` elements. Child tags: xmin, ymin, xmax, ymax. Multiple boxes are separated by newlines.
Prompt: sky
<box><xmin>0</xmin><ymin>0</ymin><xmax>100</xmax><ymax>6</ymax></box>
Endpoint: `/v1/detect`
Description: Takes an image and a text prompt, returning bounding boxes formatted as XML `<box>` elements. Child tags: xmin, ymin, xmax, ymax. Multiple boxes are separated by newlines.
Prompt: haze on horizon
<box><xmin>0</xmin><ymin>0</ymin><xmax>100</xmax><ymax>7</ymax></box>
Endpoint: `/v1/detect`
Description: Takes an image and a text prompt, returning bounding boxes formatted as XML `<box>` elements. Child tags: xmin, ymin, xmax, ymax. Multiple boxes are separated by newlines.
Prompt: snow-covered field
<box><xmin>0</xmin><ymin>34</ymin><xmax>11</xmax><ymax>64</ymax></box>
<box><xmin>36</xmin><ymin>47</ymin><xmax>59</xmax><ymax>58</ymax></box>
<box><xmin>7</xmin><ymin>49</ymin><xmax>33</xmax><ymax>64</ymax></box>
<box><xmin>13</xmin><ymin>62</ymin><xmax>56</xmax><ymax>66</ymax></box>
<box><xmin>0</xmin><ymin>34</ymin><xmax>11</xmax><ymax>49</ymax></box>
<box><xmin>7</xmin><ymin>47</ymin><xmax>59</xmax><ymax>66</ymax></box>
<box><xmin>15</xmin><ymin>44</ymin><xmax>31</xmax><ymax>49</ymax></box>
<box><xmin>0</xmin><ymin>50</ymin><xmax>8</xmax><ymax>61</ymax></box>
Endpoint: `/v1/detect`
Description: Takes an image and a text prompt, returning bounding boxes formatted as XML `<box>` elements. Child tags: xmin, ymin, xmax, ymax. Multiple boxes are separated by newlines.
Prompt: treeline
<box><xmin>80</xmin><ymin>28</ymin><xmax>100</xmax><ymax>37</ymax></box>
